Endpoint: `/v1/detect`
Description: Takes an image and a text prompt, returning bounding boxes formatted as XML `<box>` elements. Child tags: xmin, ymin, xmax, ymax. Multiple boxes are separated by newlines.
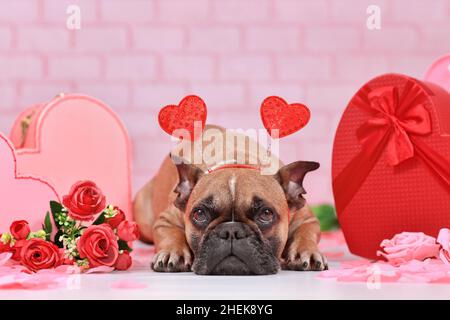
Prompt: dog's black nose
<box><xmin>216</xmin><ymin>222</ymin><xmax>249</xmax><ymax>240</ymax></box>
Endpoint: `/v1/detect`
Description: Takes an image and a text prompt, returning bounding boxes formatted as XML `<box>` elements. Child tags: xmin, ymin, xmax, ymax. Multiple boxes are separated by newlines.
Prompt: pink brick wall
<box><xmin>0</xmin><ymin>0</ymin><xmax>449</xmax><ymax>204</ymax></box>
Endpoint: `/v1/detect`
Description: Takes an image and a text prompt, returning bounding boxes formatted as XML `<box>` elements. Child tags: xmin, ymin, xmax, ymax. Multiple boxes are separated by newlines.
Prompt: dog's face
<box><xmin>173</xmin><ymin>159</ymin><xmax>319</xmax><ymax>275</ymax></box>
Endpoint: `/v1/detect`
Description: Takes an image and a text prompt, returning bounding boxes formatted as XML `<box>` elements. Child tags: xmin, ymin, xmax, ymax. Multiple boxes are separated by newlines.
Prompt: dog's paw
<box><xmin>151</xmin><ymin>247</ymin><xmax>193</xmax><ymax>272</ymax></box>
<box><xmin>282</xmin><ymin>247</ymin><xmax>328</xmax><ymax>271</ymax></box>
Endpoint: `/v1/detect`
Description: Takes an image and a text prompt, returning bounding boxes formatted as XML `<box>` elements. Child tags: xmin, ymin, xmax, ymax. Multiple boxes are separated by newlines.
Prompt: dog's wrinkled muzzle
<box><xmin>192</xmin><ymin>222</ymin><xmax>279</xmax><ymax>275</ymax></box>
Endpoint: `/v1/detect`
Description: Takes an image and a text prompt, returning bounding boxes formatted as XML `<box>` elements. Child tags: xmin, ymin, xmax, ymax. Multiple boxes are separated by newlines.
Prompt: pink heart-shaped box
<box><xmin>9</xmin><ymin>94</ymin><xmax>133</xmax><ymax>220</ymax></box>
<box><xmin>424</xmin><ymin>54</ymin><xmax>450</xmax><ymax>93</ymax></box>
<box><xmin>0</xmin><ymin>132</ymin><xmax>59</xmax><ymax>232</ymax></box>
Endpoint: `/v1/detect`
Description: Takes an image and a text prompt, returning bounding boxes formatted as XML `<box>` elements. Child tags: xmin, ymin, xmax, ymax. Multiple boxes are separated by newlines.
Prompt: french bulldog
<box><xmin>134</xmin><ymin>125</ymin><xmax>327</xmax><ymax>275</ymax></box>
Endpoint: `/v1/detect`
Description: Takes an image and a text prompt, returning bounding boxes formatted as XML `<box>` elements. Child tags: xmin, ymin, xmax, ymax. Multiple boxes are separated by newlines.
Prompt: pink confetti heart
<box><xmin>110</xmin><ymin>280</ymin><xmax>147</xmax><ymax>289</ymax></box>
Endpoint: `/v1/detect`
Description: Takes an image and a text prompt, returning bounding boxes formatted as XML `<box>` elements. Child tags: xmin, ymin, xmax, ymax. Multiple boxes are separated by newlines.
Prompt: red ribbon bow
<box><xmin>333</xmin><ymin>79</ymin><xmax>450</xmax><ymax>214</ymax></box>
<box><xmin>357</xmin><ymin>85</ymin><xmax>431</xmax><ymax>166</ymax></box>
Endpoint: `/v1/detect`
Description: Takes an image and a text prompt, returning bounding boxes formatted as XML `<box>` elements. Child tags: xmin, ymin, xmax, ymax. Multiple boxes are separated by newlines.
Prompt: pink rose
<box><xmin>62</xmin><ymin>180</ymin><xmax>106</xmax><ymax>221</ymax></box>
<box><xmin>117</xmin><ymin>221</ymin><xmax>140</xmax><ymax>242</ymax></box>
<box><xmin>437</xmin><ymin>228</ymin><xmax>450</xmax><ymax>265</ymax></box>
<box><xmin>77</xmin><ymin>224</ymin><xmax>119</xmax><ymax>268</ymax></box>
<box><xmin>377</xmin><ymin>232</ymin><xmax>440</xmax><ymax>266</ymax></box>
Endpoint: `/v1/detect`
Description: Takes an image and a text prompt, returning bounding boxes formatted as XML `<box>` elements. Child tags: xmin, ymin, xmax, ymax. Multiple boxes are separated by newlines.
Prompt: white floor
<box><xmin>1</xmin><ymin>236</ymin><xmax>450</xmax><ymax>300</ymax></box>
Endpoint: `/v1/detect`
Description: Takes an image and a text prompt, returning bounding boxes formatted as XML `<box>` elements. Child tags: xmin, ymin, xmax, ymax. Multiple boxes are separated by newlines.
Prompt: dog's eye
<box><xmin>192</xmin><ymin>208</ymin><xmax>209</xmax><ymax>225</ymax></box>
<box><xmin>257</xmin><ymin>208</ymin><xmax>274</xmax><ymax>224</ymax></box>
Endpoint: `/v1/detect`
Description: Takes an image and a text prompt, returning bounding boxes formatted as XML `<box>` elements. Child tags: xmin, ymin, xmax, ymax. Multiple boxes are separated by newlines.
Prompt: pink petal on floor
<box><xmin>336</xmin><ymin>268</ymin><xmax>373</xmax><ymax>282</ymax></box>
<box><xmin>35</xmin><ymin>268</ymin><xmax>63</xmax><ymax>275</ymax></box>
<box><xmin>110</xmin><ymin>280</ymin><xmax>147</xmax><ymax>289</ymax></box>
<box><xmin>374</xmin><ymin>262</ymin><xmax>397</xmax><ymax>274</ymax></box>
<box><xmin>437</xmin><ymin>228</ymin><xmax>450</xmax><ymax>252</ymax></box>
<box><xmin>336</xmin><ymin>275</ymin><xmax>369</xmax><ymax>282</ymax></box>
<box><xmin>332</xmin><ymin>265</ymin><xmax>401</xmax><ymax>283</ymax></box>
<box><xmin>431</xmin><ymin>276</ymin><xmax>450</xmax><ymax>283</ymax></box>
<box><xmin>22</xmin><ymin>274</ymin><xmax>67</xmax><ymax>288</ymax></box>
<box><xmin>319</xmin><ymin>257</ymin><xmax>450</xmax><ymax>284</ymax></box>
<box><xmin>0</xmin><ymin>253</ymin><xmax>12</xmax><ymax>266</ymax></box>
<box><xmin>378</xmin><ymin>274</ymin><xmax>402</xmax><ymax>283</ymax></box>
<box><xmin>85</xmin><ymin>266</ymin><xmax>115</xmax><ymax>274</ymax></box>
<box><xmin>0</xmin><ymin>270</ymin><xmax>68</xmax><ymax>290</ymax></box>
<box><xmin>319</xmin><ymin>265</ymin><xmax>367</xmax><ymax>280</ymax></box>
<box><xmin>340</xmin><ymin>260</ymin><xmax>371</xmax><ymax>268</ymax></box>
<box><xmin>0</xmin><ymin>265</ymin><xmax>29</xmax><ymax>274</ymax></box>
<box><xmin>0</xmin><ymin>274</ymin><xmax>20</xmax><ymax>287</ymax></box>
<box><xmin>399</xmin><ymin>272</ymin><xmax>437</xmax><ymax>283</ymax></box>
<box><xmin>54</xmin><ymin>265</ymin><xmax>81</xmax><ymax>274</ymax></box>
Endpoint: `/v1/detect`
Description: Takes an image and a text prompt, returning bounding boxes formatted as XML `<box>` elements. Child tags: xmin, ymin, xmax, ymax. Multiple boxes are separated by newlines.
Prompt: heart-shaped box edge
<box><xmin>0</xmin><ymin>131</ymin><xmax>60</xmax><ymax>231</ymax></box>
<box><xmin>9</xmin><ymin>94</ymin><xmax>134</xmax><ymax>220</ymax></box>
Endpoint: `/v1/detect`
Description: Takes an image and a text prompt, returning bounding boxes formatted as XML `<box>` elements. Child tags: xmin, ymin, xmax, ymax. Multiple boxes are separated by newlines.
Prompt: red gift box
<box><xmin>332</xmin><ymin>73</ymin><xmax>450</xmax><ymax>259</ymax></box>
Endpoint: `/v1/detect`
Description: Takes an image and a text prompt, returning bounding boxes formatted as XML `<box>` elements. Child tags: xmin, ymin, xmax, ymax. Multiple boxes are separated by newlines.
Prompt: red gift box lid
<box><xmin>332</xmin><ymin>74</ymin><xmax>450</xmax><ymax>259</ymax></box>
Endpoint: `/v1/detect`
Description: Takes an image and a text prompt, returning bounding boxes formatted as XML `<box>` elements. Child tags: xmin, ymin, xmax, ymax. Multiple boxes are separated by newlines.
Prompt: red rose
<box><xmin>77</xmin><ymin>224</ymin><xmax>119</xmax><ymax>267</ymax></box>
<box><xmin>106</xmin><ymin>207</ymin><xmax>126</xmax><ymax>229</ymax></box>
<box><xmin>0</xmin><ymin>234</ymin><xmax>12</xmax><ymax>254</ymax></box>
<box><xmin>11</xmin><ymin>239</ymin><xmax>27</xmax><ymax>261</ymax></box>
<box><xmin>117</xmin><ymin>221</ymin><xmax>140</xmax><ymax>242</ymax></box>
<box><xmin>62</xmin><ymin>180</ymin><xmax>106</xmax><ymax>221</ymax></box>
<box><xmin>115</xmin><ymin>251</ymin><xmax>132</xmax><ymax>271</ymax></box>
<box><xmin>10</xmin><ymin>220</ymin><xmax>30</xmax><ymax>240</ymax></box>
<box><xmin>20</xmin><ymin>238</ymin><xmax>63</xmax><ymax>272</ymax></box>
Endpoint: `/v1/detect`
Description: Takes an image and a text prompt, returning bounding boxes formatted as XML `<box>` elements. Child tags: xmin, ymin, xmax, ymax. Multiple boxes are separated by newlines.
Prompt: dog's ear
<box><xmin>171</xmin><ymin>154</ymin><xmax>204</xmax><ymax>211</ymax></box>
<box><xmin>273</xmin><ymin>161</ymin><xmax>320</xmax><ymax>210</ymax></box>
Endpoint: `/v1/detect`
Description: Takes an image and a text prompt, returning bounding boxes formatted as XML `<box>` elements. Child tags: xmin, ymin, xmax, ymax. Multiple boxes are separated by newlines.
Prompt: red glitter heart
<box><xmin>158</xmin><ymin>95</ymin><xmax>207</xmax><ymax>140</ymax></box>
<box><xmin>260</xmin><ymin>96</ymin><xmax>310</xmax><ymax>138</ymax></box>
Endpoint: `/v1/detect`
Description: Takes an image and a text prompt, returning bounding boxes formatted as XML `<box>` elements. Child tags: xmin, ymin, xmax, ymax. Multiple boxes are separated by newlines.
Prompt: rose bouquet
<box><xmin>0</xmin><ymin>180</ymin><xmax>139</xmax><ymax>272</ymax></box>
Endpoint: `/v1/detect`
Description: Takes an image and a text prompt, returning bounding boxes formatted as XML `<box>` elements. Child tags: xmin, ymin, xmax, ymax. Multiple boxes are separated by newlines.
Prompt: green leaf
<box><xmin>311</xmin><ymin>204</ymin><xmax>340</xmax><ymax>232</ymax></box>
<box><xmin>50</xmin><ymin>201</ymin><xmax>64</xmax><ymax>230</ymax></box>
<box><xmin>54</xmin><ymin>230</ymin><xmax>64</xmax><ymax>248</ymax></box>
<box><xmin>50</xmin><ymin>200</ymin><xmax>63</xmax><ymax>215</ymax></box>
<box><xmin>92</xmin><ymin>212</ymin><xmax>106</xmax><ymax>225</ymax></box>
<box><xmin>44</xmin><ymin>212</ymin><xmax>52</xmax><ymax>233</ymax></box>
<box><xmin>43</xmin><ymin>212</ymin><xmax>53</xmax><ymax>241</ymax></box>
<box><xmin>118</xmin><ymin>240</ymin><xmax>133</xmax><ymax>252</ymax></box>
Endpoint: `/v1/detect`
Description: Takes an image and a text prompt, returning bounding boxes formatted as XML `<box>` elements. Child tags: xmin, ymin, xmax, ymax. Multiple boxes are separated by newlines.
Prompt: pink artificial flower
<box><xmin>117</xmin><ymin>221</ymin><xmax>140</xmax><ymax>242</ymax></box>
<box><xmin>377</xmin><ymin>232</ymin><xmax>440</xmax><ymax>266</ymax></box>
<box><xmin>437</xmin><ymin>228</ymin><xmax>450</xmax><ymax>265</ymax></box>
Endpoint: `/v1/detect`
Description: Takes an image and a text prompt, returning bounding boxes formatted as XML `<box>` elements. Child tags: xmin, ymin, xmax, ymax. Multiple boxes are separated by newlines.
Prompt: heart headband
<box><xmin>158</xmin><ymin>95</ymin><xmax>310</xmax><ymax>141</ymax></box>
